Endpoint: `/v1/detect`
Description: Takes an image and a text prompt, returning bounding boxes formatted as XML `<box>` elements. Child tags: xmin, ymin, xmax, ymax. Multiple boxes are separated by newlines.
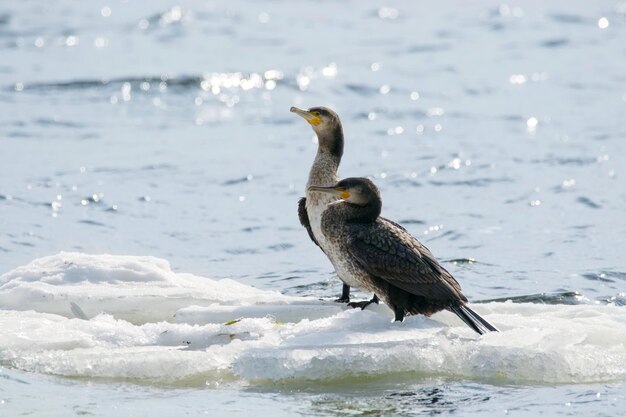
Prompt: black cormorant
<box><xmin>308</xmin><ymin>177</ymin><xmax>499</xmax><ymax>335</ymax></box>
<box><xmin>290</xmin><ymin>106</ymin><xmax>377</xmax><ymax>307</ymax></box>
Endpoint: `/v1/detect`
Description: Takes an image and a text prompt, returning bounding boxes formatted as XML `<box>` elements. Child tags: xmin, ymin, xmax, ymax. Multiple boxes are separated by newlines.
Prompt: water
<box><xmin>1</xmin><ymin>0</ymin><xmax>625</xmax><ymax>415</ymax></box>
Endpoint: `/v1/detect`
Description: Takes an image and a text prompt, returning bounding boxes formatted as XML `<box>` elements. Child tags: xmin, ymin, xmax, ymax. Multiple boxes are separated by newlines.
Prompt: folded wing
<box><xmin>346</xmin><ymin>218</ymin><xmax>467</xmax><ymax>303</ymax></box>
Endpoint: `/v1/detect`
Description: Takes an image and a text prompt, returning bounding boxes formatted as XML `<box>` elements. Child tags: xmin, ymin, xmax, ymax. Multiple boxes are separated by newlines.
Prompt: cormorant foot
<box><xmin>348</xmin><ymin>294</ymin><xmax>380</xmax><ymax>310</ymax></box>
<box><xmin>335</xmin><ymin>283</ymin><xmax>351</xmax><ymax>303</ymax></box>
<box><xmin>347</xmin><ymin>300</ymin><xmax>369</xmax><ymax>309</ymax></box>
<box><xmin>393</xmin><ymin>307</ymin><xmax>405</xmax><ymax>322</ymax></box>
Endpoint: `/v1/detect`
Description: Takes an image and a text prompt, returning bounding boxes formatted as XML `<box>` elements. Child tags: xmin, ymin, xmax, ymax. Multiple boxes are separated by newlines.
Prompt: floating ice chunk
<box><xmin>0</xmin><ymin>252</ymin><xmax>298</xmax><ymax>323</ymax></box>
<box><xmin>1</xmin><ymin>254</ymin><xmax>625</xmax><ymax>385</ymax></box>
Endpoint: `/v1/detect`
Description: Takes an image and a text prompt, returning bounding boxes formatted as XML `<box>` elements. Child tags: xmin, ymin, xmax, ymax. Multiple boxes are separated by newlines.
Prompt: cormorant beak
<box><xmin>290</xmin><ymin>106</ymin><xmax>322</xmax><ymax>126</ymax></box>
<box><xmin>307</xmin><ymin>185</ymin><xmax>351</xmax><ymax>199</ymax></box>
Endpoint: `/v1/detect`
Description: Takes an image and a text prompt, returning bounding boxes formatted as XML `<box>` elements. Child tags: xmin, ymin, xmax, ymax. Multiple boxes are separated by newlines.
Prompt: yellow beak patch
<box><xmin>340</xmin><ymin>190</ymin><xmax>351</xmax><ymax>199</ymax></box>
<box><xmin>307</xmin><ymin>115</ymin><xmax>322</xmax><ymax>126</ymax></box>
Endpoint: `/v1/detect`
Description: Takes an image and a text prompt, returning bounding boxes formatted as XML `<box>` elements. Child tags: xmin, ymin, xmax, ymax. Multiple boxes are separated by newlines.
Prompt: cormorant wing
<box><xmin>346</xmin><ymin>218</ymin><xmax>466</xmax><ymax>302</ymax></box>
<box><xmin>298</xmin><ymin>197</ymin><xmax>322</xmax><ymax>249</ymax></box>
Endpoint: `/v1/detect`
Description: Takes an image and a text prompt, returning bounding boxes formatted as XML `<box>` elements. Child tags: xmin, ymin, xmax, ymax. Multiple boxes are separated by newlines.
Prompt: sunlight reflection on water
<box><xmin>1</xmin><ymin>0</ymin><xmax>625</xmax><ymax>416</ymax></box>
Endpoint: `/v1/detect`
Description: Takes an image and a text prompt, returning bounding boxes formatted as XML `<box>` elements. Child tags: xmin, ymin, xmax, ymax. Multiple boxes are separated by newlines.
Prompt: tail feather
<box><xmin>463</xmin><ymin>305</ymin><xmax>500</xmax><ymax>333</ymax></box>
<box><xmin>449</xmin><ymin>304</ymin><xmax>499</xmax><ymax>335</ymax></box>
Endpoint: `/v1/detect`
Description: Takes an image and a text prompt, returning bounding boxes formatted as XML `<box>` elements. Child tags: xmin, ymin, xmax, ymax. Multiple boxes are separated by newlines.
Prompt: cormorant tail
<box><xmin>448</xmin><ymin>304</ymin><xmax>499</xmax><ymax>335</ymax></box>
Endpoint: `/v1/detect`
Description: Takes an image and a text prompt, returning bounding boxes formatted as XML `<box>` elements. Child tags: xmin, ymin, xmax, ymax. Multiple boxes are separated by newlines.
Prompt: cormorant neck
<box><xmin>308</xmin><ymin>124</ymin><xmax>343</xmax><ymax>186</ymax></box>
<box><xmin>333</xmin><ymin>199</ymin><xmax>382</xmax><ymax>224</ymax></box>
<box><xmin>317</xmin><ymin>124</ymin><xmax>344</xmax><ymax>161</ymax></box>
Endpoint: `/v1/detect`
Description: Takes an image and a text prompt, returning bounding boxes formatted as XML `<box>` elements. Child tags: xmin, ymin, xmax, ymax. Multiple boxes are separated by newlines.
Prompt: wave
<box><xmin>1</xmin><ymin>253</ymin><xmax>625</xmax><ymax>386</ymax></box>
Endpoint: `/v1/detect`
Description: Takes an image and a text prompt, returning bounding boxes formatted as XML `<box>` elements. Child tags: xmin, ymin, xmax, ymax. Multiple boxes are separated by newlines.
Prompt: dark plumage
<box><xmin>309</xmin><ymin>177</ymin><xmax>499</xmax><ymax>335</ymax></box>
<box><xmin>298</xmin><ymin>197</ymin><xmax>320</xmax><ymax>248</ymax></box>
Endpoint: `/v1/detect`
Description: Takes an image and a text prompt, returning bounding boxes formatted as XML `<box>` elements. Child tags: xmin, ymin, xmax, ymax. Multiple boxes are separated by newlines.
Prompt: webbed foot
<box><xmin>348</xmin><ymin>294</ymin><xmax>380</xmax><ymax>310</ymax></box>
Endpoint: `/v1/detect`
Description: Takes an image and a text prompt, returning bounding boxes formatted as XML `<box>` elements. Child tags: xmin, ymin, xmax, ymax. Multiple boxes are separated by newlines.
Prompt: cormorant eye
<box><xmin>311</xmin><ymin>111</ymin><xmax>320</xmax><ymax>117</ymax></box>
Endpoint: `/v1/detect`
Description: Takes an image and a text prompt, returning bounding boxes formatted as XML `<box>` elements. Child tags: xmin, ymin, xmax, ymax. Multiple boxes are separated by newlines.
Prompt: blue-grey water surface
<box><xmin>1</xmin><ymin>0</ymin><xmax>625</xmax><ymax>415</ymax></box>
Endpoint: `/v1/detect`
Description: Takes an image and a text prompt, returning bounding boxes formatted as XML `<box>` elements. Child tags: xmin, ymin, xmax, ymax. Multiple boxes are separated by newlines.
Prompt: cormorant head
<box><xmin>290</xmin><ymin>106</ymin><xmax>344</xmax><ymax>156</ymax></box>
<box><xmin>308</xmin><ymin>177</ymin><xmax>381</xmax><ymax>207</ymax></box>
<box><xmin>290</xmin><ymin>106</ymin><xmax>341</xmax><ymax>134</ymax></box>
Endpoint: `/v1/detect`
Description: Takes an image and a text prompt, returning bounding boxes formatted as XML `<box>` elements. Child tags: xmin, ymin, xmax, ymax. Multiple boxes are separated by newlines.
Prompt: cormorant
<box><xmin>308</xmin><ymin>177</ymin><xmax>499</xmax><ymax>335</ymax></box>
<box><xmin>290</xmin><ymin>106</ymin><xmax>377</xmax><ymax>307</ymax></box>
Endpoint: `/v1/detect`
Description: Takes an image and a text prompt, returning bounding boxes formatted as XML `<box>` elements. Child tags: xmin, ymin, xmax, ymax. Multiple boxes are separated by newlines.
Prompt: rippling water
<box><xmin>1</xmin><ymin>0</ymin><xmax>625</xmax><ymax>415</ymax></box>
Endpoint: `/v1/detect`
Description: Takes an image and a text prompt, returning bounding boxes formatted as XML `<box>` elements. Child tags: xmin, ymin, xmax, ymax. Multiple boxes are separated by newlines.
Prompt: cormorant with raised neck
<box><xmin>290</xmin><ymin>106</ymin><xmax>377</xmax><ymax>307</ymax></box>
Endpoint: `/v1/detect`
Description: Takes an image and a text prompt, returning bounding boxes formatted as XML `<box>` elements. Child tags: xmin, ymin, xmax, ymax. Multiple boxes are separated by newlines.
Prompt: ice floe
<box><xmin>1</xmin><ymin>253</ymin><xmax>625</xmax><ymax>385</ymax></box>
